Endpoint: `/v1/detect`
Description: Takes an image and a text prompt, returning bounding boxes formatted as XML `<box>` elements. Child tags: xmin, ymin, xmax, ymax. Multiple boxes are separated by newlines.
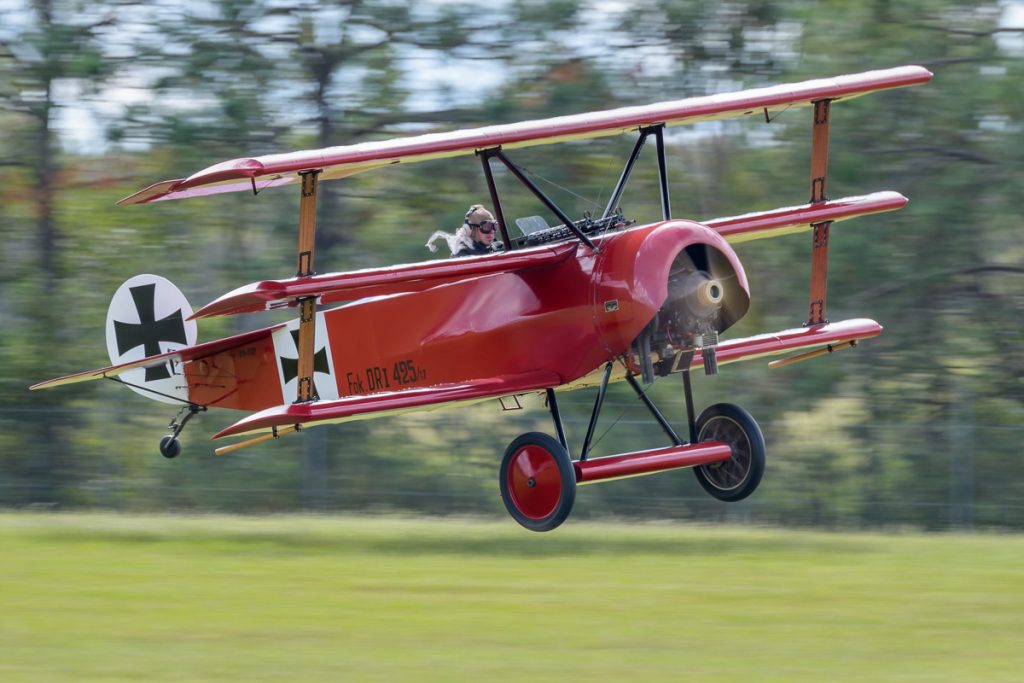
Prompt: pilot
<box><xmin>425</xmin><ymin>204</ymin><xmax>502</xmax><ymax>258</ymax></box>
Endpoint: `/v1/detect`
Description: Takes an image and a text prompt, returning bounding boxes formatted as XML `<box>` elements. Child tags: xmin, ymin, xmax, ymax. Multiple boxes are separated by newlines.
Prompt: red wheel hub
<box><xmin>506</xmin><ymin>444</ymin><xmax>564</xmax><ymax>519</ymax></box>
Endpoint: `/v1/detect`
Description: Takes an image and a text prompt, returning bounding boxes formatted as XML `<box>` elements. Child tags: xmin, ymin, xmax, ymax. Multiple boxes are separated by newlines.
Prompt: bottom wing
<box><xmin>213</xmin><ymin>319</ymin><xmax>879</xmax><ymax>441</ymax></box>
<box><xmin>559</xmin><ymin>318</ymin><xmax>882</xmax><ymax>392</ymax></box>
<box><xmin>213</xmin><ymin>369</ymin><xmax>562</xmax><ymax>439</ymax></box>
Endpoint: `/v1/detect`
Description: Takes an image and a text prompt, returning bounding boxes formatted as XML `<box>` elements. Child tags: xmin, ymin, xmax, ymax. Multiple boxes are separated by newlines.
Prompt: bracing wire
<box><xmin>517</xmin><ymin>161</ymin><xmax>603</xmax><ymax>211</ymax></box>
<box><xmin>105</xmin><ymin>375</ymin><xmax>206</xmax><ymax>408</ymax></box>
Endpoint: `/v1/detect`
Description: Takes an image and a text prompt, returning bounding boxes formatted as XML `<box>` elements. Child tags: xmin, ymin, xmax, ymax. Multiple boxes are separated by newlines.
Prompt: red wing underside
<box><xmin>119</xmin><ymin>66</ymin><xmax>931</xmax><ymax>205</ymax></box>
<box><xmin>213</xmin><ymin>370</ymin><xmax>563</xmax><ymax>439</ymax></box>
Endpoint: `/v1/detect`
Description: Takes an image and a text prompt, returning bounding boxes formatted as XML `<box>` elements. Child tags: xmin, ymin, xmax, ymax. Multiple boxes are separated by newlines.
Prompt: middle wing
<box><xmin>190</xmin><ymin>241</ymin><xmax>577</xmax><ymax>319</ymax></box>
<box><xmin>191</xmin><ymin>192</ymin><xmax>904</xmax><ymax>320</ymax></box>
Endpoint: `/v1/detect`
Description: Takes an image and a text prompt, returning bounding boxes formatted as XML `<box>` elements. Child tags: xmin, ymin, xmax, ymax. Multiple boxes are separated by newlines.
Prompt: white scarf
<box><xmin>425</xmin><ymin>223</ymin><xmax>475</xmax><ymax>256</ymax></box>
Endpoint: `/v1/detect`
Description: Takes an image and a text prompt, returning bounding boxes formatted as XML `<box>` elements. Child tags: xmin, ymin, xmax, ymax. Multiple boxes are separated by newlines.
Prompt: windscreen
<box><xmin>515</xmin><ymin>216</ymin><xmax>550</xmax><ymax>236</ymax></box>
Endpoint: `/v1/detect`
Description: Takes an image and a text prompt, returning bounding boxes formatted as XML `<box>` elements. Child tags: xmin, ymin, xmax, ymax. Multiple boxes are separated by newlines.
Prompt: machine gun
<box><xmin>510</xmin><ymin>210</ymin><xmax>634</xmax><ymax>249</ymax></box>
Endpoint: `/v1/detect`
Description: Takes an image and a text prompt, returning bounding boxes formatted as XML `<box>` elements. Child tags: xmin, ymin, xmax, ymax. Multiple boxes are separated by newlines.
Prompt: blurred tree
<box><xmin>0</xmin><ymin>0</ymin><xmax>140</xmax><ymax>503</ymax></box>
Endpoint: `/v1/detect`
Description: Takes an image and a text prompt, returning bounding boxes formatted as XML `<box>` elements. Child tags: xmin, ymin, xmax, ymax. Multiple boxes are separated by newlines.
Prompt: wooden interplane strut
<box><xmin>295</xmin><ymin>169</ymin><xmax>320</xmax><ymax>403</ymax></box>
<box><xmin>807</xmin><ymin>99</ymin><xmax>832</xmax><ymax>326</ymax></box>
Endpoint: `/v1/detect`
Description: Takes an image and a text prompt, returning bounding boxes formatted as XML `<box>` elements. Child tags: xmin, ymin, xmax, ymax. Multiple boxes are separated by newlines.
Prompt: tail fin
<box><xmin>105</xmin><ymin>274</ymin><xmax>197</xmax><ymax>404</ymax></box>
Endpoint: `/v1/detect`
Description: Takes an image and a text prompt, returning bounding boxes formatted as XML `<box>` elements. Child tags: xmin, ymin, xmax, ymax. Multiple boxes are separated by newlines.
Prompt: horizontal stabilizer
<box><xmin>213</xmin><ymin>370</ymin><xmax>562</xmax><ymax>439</ymax></box>
<box><xmin>30</xmin><ymin>325</ymin><xmax>284</xmax><ymax>392</ymax></box>
<box><xmin>191</xmin><ymin>242</ymin><xmax>577</xmax><ymax>319</ymax></box>
<box><xmin>120</xmin><ymin>66</ymin><xmax>931</xmax><ymax>205</ymax></box>
<box><xmin>694</xmin><ymin>318</ymin><xmax>883</xmax><ymax>369</ymax></box>
<box><xmin>704</xmin><ymin>191</ymin><xmax>907</xmax><ymax>243</ymax></box>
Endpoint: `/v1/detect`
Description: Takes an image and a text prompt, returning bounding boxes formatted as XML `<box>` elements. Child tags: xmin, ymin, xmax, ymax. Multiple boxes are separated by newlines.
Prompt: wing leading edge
<box><xmin>120</xmin><ymin>66</ymin><xmax>931</xmax><ymax>205</ymax></box>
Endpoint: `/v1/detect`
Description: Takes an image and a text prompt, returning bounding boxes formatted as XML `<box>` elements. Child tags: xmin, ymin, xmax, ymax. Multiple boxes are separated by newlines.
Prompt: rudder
<box><xmin>105</xmin><ymin>274</ymin><xmax>197</xmax><ymax>404</ymax></box>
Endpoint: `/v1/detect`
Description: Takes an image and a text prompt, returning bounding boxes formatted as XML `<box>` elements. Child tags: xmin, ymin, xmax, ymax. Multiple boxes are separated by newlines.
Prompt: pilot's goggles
<box><xmin>470</xmin><ymin>220</ymin><xmax>498</xmax><ymax>234</ymax></box>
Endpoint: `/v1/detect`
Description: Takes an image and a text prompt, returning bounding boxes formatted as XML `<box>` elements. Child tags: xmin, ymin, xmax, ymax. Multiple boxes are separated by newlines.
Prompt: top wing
<box><xmin>120</xmin><ymin>66</ymin><xmax>932</xmax><ymax>205</ymax></box>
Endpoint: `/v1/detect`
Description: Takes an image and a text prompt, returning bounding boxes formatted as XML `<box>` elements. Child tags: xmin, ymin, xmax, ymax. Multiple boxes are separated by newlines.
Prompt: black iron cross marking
<box><xmin>113</xmin><ymin>284</ymin><xmax>187</xmax><ymax>382</ymax></box>
<box><xmin>280</xmin><ymin>330</ymin><xmax>330</xmax><ymax>398</ymax></box>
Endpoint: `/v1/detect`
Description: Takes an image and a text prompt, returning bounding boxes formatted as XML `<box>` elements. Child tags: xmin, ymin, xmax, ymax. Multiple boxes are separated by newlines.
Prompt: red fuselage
<box><xmin>184</xmin><ymin>220</ymin><xmax>749</xmax><ymax>413</ymax></box>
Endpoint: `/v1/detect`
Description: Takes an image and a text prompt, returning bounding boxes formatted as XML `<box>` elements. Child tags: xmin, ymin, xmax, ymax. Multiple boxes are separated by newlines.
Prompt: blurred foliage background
<box><xmin>1</xmin><ymin>0</ymin><xmax>1022</xmax><ymax>529</ymax></box>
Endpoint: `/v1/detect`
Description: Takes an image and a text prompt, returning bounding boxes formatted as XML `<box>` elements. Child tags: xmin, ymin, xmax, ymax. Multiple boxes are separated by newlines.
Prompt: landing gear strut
<box><xmin>498</xmin><ymin>359</ymin><xmax>767</xmax><ymax>531</ymax></box>
<box><xmin>160</xmin><ymin>403</ymin><xmax>205</xmax><ymax>459</ymax></box>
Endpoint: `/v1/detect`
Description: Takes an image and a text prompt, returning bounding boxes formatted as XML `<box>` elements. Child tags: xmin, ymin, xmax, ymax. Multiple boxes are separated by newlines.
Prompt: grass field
<box><xmin>1</xmin><ymin>513</ymin><xmax>1022</xmax><ymax>682</ymax></box>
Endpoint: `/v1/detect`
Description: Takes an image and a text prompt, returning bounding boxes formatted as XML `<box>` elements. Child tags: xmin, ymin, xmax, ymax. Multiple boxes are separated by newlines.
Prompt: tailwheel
<box><xmin>500</xmin><ymin>432</ymin><xmax>576</xmax><ymax>532</ymax></box>
<box><xmin>694</xmin><ymin>403</ymin><xmax>766</xmax><ymax>502</ymax></box>
<box><xmin>159</xmin><ymin>435</ymin><xmax>181</xmax><ymax>459</ymax></box>
<box><xmin>158</xmin><ymin>403</ymin><xmax>205</xmax><ymax>459</ymax></box>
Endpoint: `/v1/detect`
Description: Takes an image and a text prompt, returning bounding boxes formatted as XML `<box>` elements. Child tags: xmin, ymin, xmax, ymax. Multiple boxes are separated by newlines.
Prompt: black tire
<box><xmin>499</xmin><ymin>432</ymin><xmax>576</xmax><ymax>532</ymax></box>
<box><xmin>693</xmin><ymin>403</ymin><xmax>765</xmax><ymax>502</ymax></box>
<box><xmin>159</xmin><ymin>435</ymin><xmax>181</xmax><ymax>459</ymax></box>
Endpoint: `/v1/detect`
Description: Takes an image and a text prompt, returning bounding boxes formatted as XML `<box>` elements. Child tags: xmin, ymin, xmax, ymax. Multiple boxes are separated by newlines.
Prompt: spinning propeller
<box><xmin>642</xmin><ymin>245</ymin><xmax>751</xmax><ymax>379</ymax></box>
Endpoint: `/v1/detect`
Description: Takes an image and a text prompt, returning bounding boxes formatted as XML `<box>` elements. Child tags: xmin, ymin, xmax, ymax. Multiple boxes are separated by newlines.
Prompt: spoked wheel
<box><xmin>499</xmin><ymin>432</ymin><xmax>576</xmax><ymax>532</ymax></box>
<box><xmin>693</xmin><ymin>403</ymin><xmax>765</xmax><ymax>502</ymax></box>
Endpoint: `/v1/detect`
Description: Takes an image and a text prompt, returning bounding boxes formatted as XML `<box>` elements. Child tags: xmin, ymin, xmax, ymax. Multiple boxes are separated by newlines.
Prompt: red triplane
<box><xmin>33</xmin><ymin>66</ymin><xmax>931</xmax><ymax>530</ymax></box>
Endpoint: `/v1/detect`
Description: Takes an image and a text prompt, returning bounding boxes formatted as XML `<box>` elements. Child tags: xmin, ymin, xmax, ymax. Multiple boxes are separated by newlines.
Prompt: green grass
<box><xmin>1</xmin><ymin>514</ymin><xmax>1022</xmax><ymax>682</ymax></box>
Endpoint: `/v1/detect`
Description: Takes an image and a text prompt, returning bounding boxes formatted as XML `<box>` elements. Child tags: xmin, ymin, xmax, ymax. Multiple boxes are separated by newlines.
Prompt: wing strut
<box><xmin>486</xmin><ymin>148</ymin><xmax>598</xmax><ymax>252</ymax></box>
<box><xmin>652</xmin><ymin>125</ymin><xmax>672</xmax><ymax>221</ymax></box>
<box><xmin>479</xmin><ymin>149</ymin><xmax>514</xmax><ymax>250</ymax></box>
<box><xmin>295</xmin><ymin>169</ymin><xmax>321</xmax><ymax>403</ymax></box>
<box><xmin>600</xmin><ymin>124</ymin><xmax>671</xmax><ymax>221</ymax></box>
<box><xmin>807</xmin><ymin>100</ymin><xmax>832</xmax><ymax>325</ymax></box>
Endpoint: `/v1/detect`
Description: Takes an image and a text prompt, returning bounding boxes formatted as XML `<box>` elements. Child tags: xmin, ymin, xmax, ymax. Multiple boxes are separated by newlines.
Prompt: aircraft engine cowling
<box><xmin>634</xmin><ymin>240</ymin><xmax>750</xmax><ymax>380</ymax></box>
<box><xmin>661</xmin><ymin>242</ymin><xmax>750</xmax><ymax>347</ymax></box>
<box><xmin>588</xmin><ymin>220</ymin><xmax>750</xmax><ymax>384</ymax></box>
<box><xmin>592</xmin><ymin>221</ymin><xmax>750</xmax><ymax>382</ymax></box>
